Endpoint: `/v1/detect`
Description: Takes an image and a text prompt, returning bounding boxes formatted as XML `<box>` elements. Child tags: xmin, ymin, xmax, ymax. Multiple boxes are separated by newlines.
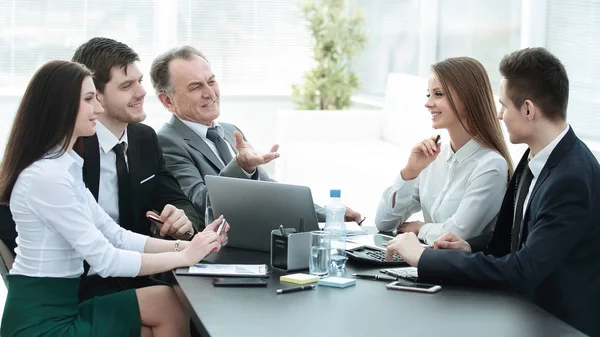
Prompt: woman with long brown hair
<box><xmin>375</xmin><ymin>57</ymin><xmax>513</xmax><ymax>244</ymax></box>
<box><xmin>0</xmin><ymin>60</ymin><xmax>226</xmax><ymax>336</ymax></box>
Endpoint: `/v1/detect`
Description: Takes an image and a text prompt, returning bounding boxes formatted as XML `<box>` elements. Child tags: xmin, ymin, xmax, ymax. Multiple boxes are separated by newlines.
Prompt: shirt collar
<box><xmin>445</xmin><ymin>139</ymin><xmax>482</xmax><ymax>163</ymax></box>
<box><xmin>49</xmin><ymin>149</ymin><xmax>84</xmax><ymax>174</ymax></box>
<box><xmin>178</xmin><ymin>117</ymin><xmax>224</xmax><ymax>140</ymax></box>
<box><xmin>95</xmin><ymin>121</ymin><xmax>128</xmax><ymax>154</ymax></box>
<box><xmin>528</xmin><ymin>125</ymin><xmax>570</xmax><ymax>178</ymax></box>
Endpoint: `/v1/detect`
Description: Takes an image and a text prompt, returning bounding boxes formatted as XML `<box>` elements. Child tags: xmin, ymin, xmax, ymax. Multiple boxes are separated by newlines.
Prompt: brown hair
<box><xmin>432</xmin><ymin>57</ymin><xmax>514</xmax><ymax>178</ymax></box>
<box><xmin>499</xmin><ymin>47</ymin><xmax>568</xmax><ymax>121</ymax></box>
<box><xmin>72</xmin><ymin>37</ymin><xmax>139</xmax><ymax>93</ymax></box>
<box><xmin>0</xmin><ymin>60</ymin><xmax>92</xmax><ymax>204</ymax></box>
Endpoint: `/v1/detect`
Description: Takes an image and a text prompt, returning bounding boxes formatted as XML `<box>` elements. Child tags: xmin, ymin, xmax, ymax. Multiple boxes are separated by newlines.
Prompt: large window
<box><xmin>350</xmin><ymin>0</ymin><xmax>421</xmax><ymax>98</ymax></box>
<box><xmin>176</xmin><ymin>0</ymin><xmax>312</xmax><ymax>95</ymax></box>
<box><xmin>546</xmin><ymin>0</ymin><xmax>600</xmax><ymax>143</ymax></box>
<box><xmin>350</xmin><ymin>0</ymin><xmax>521</xmax><ymax>99</ymax></box>
<box><xmin>0</xmin><ymin>0</ymin><xmax>311</xmax><ymax>96</ymax></box>
<box><xmin>0</xmin><ymin>0</ymin><xmax>157</xmax><ymax>94</ymax></box>
<box><xmin>437</xmin><ymin>0</ymin><xmax>521</xmax><ymax>88</ymax></box>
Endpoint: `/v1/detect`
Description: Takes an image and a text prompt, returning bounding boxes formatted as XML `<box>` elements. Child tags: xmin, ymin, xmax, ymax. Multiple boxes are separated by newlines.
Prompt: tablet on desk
<box><xmin>347</xmin><ymin>234</ymin><xmax>395</xmax><ymax>251</ymax></box>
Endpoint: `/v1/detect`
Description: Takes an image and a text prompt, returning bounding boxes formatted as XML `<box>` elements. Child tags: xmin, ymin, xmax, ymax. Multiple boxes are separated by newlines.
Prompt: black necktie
<box><xmin>113</xmin><ymin>142</ymin><xmax>132</xmax><ymax>229</ymax></box>
<box><xmin>511</xmin><ymin>164</ymin><xmax>534</xmax><ymax>253</ymax></box>
<box><xmin>206</xmin><ymin>127</ymin><xmax>233</xmax><ymax>165</ymax></box>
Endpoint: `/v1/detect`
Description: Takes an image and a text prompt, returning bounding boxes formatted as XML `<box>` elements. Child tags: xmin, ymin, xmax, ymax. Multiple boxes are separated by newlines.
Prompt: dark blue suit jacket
<box><xmin>418</xmin><ymin>127</ymin><xmax>600</xmax><ymax>337</ymax></box>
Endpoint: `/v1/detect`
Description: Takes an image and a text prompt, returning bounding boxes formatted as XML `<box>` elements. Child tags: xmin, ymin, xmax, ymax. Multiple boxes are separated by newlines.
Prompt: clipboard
<box><xmin>175</xmin><ymin>263</ymin><xmax>269</xmax><ymax>278</ymax></box>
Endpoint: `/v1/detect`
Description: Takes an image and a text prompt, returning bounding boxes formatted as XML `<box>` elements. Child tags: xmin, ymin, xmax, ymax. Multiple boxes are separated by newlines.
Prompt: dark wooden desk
<box><xmin>173</xmin><ymin>248</ymin><xmax>585</xmax><ymax>337</ymax></box>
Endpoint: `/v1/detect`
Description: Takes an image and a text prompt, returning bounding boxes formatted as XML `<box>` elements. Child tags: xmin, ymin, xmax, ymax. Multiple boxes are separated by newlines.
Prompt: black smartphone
<box><xmin>212</xmin><ymin>277</ymin><xmax>268</xmax><ymax>287</ymax></box>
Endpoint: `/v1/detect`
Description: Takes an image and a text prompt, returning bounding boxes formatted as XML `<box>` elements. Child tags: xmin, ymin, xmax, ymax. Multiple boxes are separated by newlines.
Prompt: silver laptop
<box><xmin>204</xmin><ymin>175</ymin><xmax>320</xmax><ymax>252</ymax></box>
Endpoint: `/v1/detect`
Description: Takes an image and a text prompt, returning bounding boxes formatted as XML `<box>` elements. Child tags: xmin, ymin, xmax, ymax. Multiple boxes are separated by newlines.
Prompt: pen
<box><xmin>276</xmin><ymin>284</ymin><xmax>316</xmax><ymax>294</ymax></box>
<box><xmin>216</xmin><ymin>219</ymin><xmax>226</xmax><ymax>236</ymax></box>
<box><xmin>358</xmin><ymin>217</ymin><xmax>366</xmax><ymax>226</ymax></box>
<box><xmin>352</xmin><ymin>274</ymin><xmax>397</xmax><ymax>282</ymax></box>
<box><xmin>279</xmin><ymin>225</ymin><xmax>287</xmax><ymax>237</ymax></box>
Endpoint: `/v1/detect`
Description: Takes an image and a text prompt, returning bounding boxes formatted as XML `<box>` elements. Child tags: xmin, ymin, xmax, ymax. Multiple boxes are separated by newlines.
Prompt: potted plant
<box><xmin>291</xmin><ymin>0</ymin><xmax>367</xmax><ymax>110</ymax></box>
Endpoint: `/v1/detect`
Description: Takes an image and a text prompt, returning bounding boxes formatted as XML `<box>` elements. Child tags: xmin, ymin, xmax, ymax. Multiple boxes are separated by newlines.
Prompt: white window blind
<box><xmin>0</xmin><ymin>0</ymin><xmax>158</xmax><ymax>94</ymax></box>
<box><xmin>546</xmin><ymin>0</ymin><xmax>600</xmax><ymax>143</ymax></box>
<box><xmin>175</xmin><ymin>0</ymin><xmax>312</xmax><ymax>95</ymax></box>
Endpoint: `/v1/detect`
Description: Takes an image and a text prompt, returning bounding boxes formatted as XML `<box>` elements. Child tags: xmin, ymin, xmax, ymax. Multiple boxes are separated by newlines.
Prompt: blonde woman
<box><xmin>375</xmin><ymin>57</ymin><xmax>513</xmax><ymax>244</ymax></box>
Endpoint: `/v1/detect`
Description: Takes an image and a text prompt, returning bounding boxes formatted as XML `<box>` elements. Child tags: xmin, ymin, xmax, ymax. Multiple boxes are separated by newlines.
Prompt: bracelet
<box><xmin>174</xmin><ymin>239</ymin><xmax>181</xmax><ymax>252</ymax></box>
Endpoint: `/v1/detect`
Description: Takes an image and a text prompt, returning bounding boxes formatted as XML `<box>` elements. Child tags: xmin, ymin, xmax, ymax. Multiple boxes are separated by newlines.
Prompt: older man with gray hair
<box><xmin>150</xmin><ymin>46</ymin><xmax>362</xmax><ymax>227</ymax></box>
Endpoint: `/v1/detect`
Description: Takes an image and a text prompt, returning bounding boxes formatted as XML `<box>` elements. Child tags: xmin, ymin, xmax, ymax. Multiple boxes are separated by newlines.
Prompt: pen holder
<box><xmin>270</xmin><ymin>229</ymin><xmax>311</xmax><ymax>272</ymax></box>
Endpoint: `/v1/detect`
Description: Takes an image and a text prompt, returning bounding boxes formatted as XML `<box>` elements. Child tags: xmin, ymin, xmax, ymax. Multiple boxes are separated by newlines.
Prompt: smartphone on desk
<box><xmin>386</xmin><ymin>280</ymin><xmax>441</xmax><ymax>293</ymax></box>
<box><xmin>212</xmin><ymin>277</ymin><xmax>268</xmax><ymax>287</ymax></box>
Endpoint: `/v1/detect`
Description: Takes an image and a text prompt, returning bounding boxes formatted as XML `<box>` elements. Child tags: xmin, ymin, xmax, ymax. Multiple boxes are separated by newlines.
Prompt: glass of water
<box><xmin>309</xmin><ymin>231</ymin><xmax>331</xmax><ymax>277</ymax></box>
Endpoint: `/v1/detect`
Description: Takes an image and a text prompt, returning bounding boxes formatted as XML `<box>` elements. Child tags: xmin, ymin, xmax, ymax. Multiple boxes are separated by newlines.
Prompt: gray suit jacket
<box><xmin>157</xmin><ymin>116</ymin><xmax>325</xmax><ymax>227</ymax></box>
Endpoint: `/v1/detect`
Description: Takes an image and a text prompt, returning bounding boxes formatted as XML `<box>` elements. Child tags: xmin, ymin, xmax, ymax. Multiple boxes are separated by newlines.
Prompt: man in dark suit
<box><xmin>386</xmin><ymin>47</ymin><xmax>600</xmax><ymax>337</ymax></box>
<box><xmin>71</xmin><ymin>37</ymin><xmax>218</xmax><ymax>301</ymax></box>
<box><xmin>149</xmin><ymin>45</ymin><xmax>363</xmax><ymax>226</ymax></box>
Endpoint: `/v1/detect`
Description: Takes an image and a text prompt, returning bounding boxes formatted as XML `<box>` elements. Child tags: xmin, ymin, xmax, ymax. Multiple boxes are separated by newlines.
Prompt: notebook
<box><xmin>317</xmin><ymin>277</ymin><xmax>356</xmax><ymax>288</ymax></box>
<box><xmin>175</xmin><ymin>264</ymin><xmax>268</xmax><ymax>277</ymax></box>
<box><xmin>280</xmin><ymin>273</ymin><xmax>320</xmax><ymax>285</ymax></box>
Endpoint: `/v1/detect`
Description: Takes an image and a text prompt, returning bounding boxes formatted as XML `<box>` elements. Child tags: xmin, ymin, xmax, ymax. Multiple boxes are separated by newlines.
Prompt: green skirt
<box><xmin>1</xmin><ymin>275</ymin><xmax>141</xmax><ymax>337</ymax></box>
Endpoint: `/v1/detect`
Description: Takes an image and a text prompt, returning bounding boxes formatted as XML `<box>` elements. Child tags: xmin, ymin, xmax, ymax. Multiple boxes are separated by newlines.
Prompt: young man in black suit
<box><xmin>71</xmin><ymin>37</ymin><xmax>228</xmax><ymax>301</ymax></box>
<box><xmin>386</xmin><ymin>48</ymin><xmax>600</xmax><ymax>337</ymax></box>
<box><xmin>72</xmin><ymin>37</ymin><xmax>201</xmax><ymax>241</ymax></box>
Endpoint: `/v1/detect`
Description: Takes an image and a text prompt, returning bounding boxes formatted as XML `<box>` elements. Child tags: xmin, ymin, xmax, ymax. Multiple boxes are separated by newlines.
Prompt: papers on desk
<box><xmin>317</xmin><ymin>222</ymin><xmax>369</xmax><ymax>236</ymax></box>
<box><xmin>176</xmin><ymin>264</ymin><xmax>268</xmax><ymax>277</ymax></box>
<box><xmin>381</xmin><ymin>267</ymin><xmax>418</xmax><ymax>279</ymax></box>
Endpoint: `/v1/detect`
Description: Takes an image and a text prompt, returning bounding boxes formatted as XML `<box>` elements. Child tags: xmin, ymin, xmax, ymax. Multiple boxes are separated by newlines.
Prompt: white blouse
<box><xmin>9</xmin><ymin>150</ymin><xmax>147</xmax><ymax>278</ymax></box>
<box><xmin>375</xmin><ymin>139</ymin><xmax>508</xmax><ymax>244</ymax></box>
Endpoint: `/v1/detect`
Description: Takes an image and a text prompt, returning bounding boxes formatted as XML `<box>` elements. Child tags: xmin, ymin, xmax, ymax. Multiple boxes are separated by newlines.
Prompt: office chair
<box><xmin>0</xmin><ymin>238</ymin><xmax>14</xmax><ymax>286</ymax></box>
<box><xmin>0</xmin><ymin>205</ymin><xmax>16</xmax><ymax>286</ymax></box>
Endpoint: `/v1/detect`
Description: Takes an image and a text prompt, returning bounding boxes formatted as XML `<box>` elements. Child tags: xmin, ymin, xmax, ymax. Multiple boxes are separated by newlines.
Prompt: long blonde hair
<box><xmin>432</xmin><ymin>57</ymin><xmax>514</xmax><ymax>178</ymax></box>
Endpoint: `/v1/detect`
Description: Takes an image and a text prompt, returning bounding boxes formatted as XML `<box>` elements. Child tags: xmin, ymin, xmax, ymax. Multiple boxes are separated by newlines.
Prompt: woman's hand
<box><xmin>401</xmin><ymin>135</ymin><xmax>441</xmax><ymax>180</ymax></box>
<box><xmin>181</xmin><ymin>230</ymin><xmax>222</xmax><ymax>266</ymax></box>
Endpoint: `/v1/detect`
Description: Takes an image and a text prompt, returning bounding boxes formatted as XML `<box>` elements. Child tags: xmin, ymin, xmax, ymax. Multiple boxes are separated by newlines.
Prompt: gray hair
<box><xmin>150</xmin><ymin>45</ymin><xmax>208</xmax><ymax>95</ymax></box>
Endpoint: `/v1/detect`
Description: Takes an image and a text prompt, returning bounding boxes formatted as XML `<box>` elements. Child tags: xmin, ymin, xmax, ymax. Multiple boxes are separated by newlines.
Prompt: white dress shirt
<box><xmin>522</xmin><ymin>125</ymin><xmax>569</xmax><ymax>217</ymax></box>
<box><xmin>179</xmin><ymin>117</ymin><xmax>254</xmax><ymax>176</ymax></box>
<box><xmin>10</xmin><ymin>150</ymin><xmax>147</xmax><ymax>278</ymax></box>
<box><xmin>95</xmin><ymin>121</ymin><xmax>129</xmax><ymax>224</ymax></box>
<box><xmin>375</xmin><ymin>139</ymin><xmax>509</xmax><ymax>244</ymax></box>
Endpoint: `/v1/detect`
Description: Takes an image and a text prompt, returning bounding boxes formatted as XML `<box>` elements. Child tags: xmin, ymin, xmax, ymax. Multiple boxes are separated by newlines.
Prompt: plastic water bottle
<box><xmin>324</xmin><ymin>189</ymin><xmax>347</xmax><ymax>270</ymax></box>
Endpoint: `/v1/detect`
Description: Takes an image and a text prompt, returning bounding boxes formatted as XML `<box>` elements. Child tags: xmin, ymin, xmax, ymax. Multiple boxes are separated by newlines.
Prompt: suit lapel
<box><xmin>169</xmin><ymin>115</ymin><xmax>225</xmax><ymax>170</ymax></box>
<box><xmin>527</xmin><ymin>127</ymin><xmax>576</xmax><ymax>208</ymax></box>
<box><xmin>82</xmin><ymin>135</ymin><xmax>101</xmax><ymax>201</ymax></box>
<box><xmin>521</xmin><ymin>127</ymin><xmax>577</xmax><ymax>241</ymax></box>
<box><xmin>222</xmin><ymin>126</ymin><xmax>239</xmax><ymax>155</ymax></box>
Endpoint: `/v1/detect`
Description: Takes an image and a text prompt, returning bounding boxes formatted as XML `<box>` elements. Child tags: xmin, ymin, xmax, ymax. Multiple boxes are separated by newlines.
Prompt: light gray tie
<box><xmin>206</xmin><ymin>127</ymin><xmax>233</xmax><ymax>164</ymax></box>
